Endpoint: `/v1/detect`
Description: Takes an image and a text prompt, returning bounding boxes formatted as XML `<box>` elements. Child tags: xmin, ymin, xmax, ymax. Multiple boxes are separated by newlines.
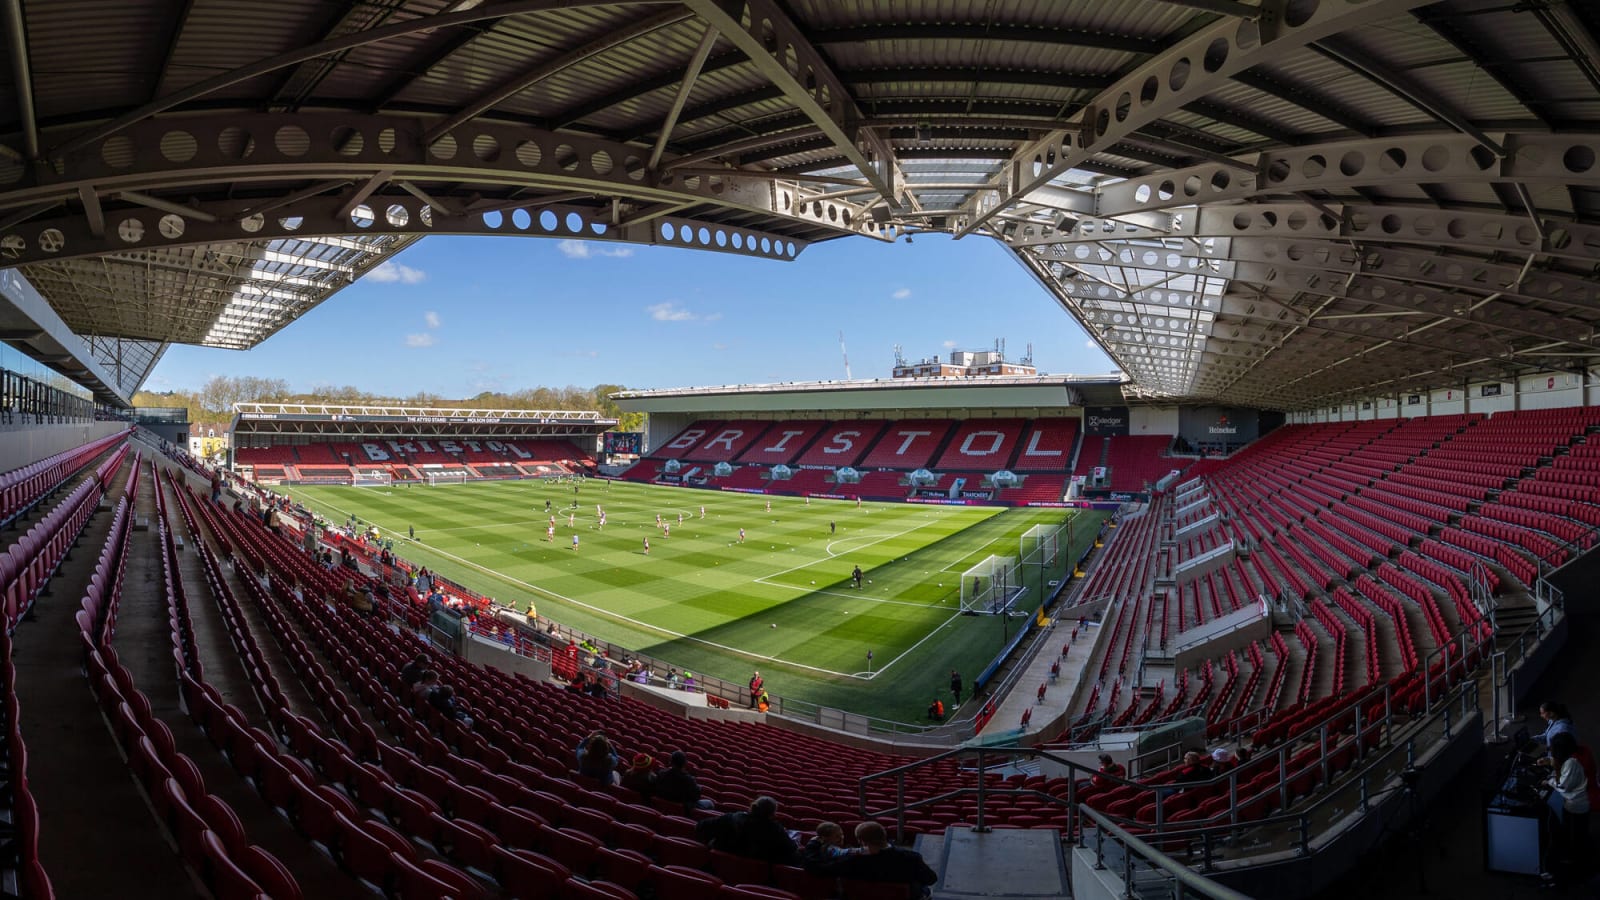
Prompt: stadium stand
<box><xmin>1011</xmin><ymin>418</ymin><xmax>1080</xmax><ymax>472</ymax></box>
<box><xmin>931</xmin><ymin>418</ymin><xmax>1025</xmax><ymax>471</ymax></box>
<box><xmin>734</xmin><ymin>421</ymin><xmax>829</xmax><ymax>466</ymax></box>
<box><xmin>649</xmin><ymin>422</ymin><xmax>723</xmax><ymax>460</ymax></box>
<box><xmin>1102</xmin><ymin>435</ymin><xmax>1178</xmax><ymax>492</ymax></box>
<box><xmin>682</xmin><ymin>421</ymin><xmax>774</xmax><ymax>463</ymax></box>
<box><xmin>855</xmin><ymin>420</ymin><xmax>956</xmax><ymax>470</ymax></box>
<box><xmin>792</xmin><ymin>421</ymin><xmax>887</xmax><ymax>469</ymax></box>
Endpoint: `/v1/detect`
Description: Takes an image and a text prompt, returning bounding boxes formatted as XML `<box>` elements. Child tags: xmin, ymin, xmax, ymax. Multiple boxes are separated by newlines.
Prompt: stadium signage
<box><xmin>719</xmin><ymin>487</ymin><xmax>767</xmax><ymax>494</ymax></box>
<box><xmin>1084</xmin><ymin>406</ymin><xmax>1130</xmax><ymax>436</ymax></box>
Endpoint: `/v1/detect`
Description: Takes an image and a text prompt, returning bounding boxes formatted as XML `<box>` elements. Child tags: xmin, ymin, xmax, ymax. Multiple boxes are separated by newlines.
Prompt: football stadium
<box><xmin>2</xmin><ymin>3</ymin><xmax>1600</xmax><ymax>900</ymax></box>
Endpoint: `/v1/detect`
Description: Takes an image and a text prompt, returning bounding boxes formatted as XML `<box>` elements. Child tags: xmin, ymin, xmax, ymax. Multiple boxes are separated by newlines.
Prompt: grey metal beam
<box><xmin>806</xmin><ymin>23</ymin><xmax>1166</xmax><ymax>55</ymax></box>
<box><xmin>648</xmin><ymin>23</ymin><xmax>721</xmax><ymax>173</ymax></box>
<box><xmin>685</xmin><ymin>0</ymin><xmax>906</xmax><ymax>208</ymax></box>
<box><xmin>950</xmin><ymin>0</ymin><xmax>1434</xmax><ymax>238</ymax></box>
<box><xmin>2</xmin><ymin>0</ymin><xmax>38</xmax><ymax>160</ymax></box>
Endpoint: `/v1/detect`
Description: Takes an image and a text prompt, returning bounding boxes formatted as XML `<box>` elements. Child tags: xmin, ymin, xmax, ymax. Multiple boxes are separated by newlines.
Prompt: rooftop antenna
<box><xmin>1023</xmin><ymin>342</ymin><xmax>1034</xmax><ymax>366</ymax></box>
<box><xmin>839</xmin><ymin>331</ymin><xmax>852</xmax><ymax>380</ymax></box>
<box><xmin>893</xmin><ymin>343</ymin><xmax>905</xmax><ymax>367</ymax></box>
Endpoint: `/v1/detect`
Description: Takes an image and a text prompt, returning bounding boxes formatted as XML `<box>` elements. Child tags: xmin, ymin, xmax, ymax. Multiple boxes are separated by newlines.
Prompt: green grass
<box><xmin>282</xmin><ymin>479</ymin><xmax>1105</xmax><ymax>724</ymax></box>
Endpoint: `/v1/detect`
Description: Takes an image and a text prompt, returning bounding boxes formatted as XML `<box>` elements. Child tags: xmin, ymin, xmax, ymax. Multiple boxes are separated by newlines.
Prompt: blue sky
<box><xmin>148</xmin><ymin>232</ymin><xmax>1115</xmax><ymax>396</ymax></box>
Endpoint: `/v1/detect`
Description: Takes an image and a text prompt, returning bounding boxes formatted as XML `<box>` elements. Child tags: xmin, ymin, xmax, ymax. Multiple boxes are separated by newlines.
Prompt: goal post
<box><xmin>1021</xmin><ymin>523</ymin><xmax>1061</xmax><ymax>568</ymax></box>
<box><xmin>352</xmin><ymin>470</ymin><xmax>393</xmax><ymax>487</ymax></box>
<box><xmin>959</xmin><ymin>555</ymin><xmax>1022</xmax><ymax>614</ymax></box>
<box><xmin>426</xmin><ymin>470</ymin><xmax>469</xmax><ymax>486</ymax></box>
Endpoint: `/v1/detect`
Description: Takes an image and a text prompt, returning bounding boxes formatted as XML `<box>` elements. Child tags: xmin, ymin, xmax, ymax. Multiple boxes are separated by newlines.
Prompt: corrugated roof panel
<box><xmin>1263</xmin><ymin>53</ymin><xmax>1438</xmax><ymax>128</ymax></box>
<box><xmin>157</xmin><ymin>0</ymin><xmax>344</xmax><ymax>102</ymax></box>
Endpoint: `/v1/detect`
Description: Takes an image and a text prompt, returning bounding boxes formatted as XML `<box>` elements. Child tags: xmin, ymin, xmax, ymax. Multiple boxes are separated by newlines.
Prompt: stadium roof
<box><xmin>1</xmin><ymin>0</ymin><xmax>1598</xmax><ymax>408</ymax></box>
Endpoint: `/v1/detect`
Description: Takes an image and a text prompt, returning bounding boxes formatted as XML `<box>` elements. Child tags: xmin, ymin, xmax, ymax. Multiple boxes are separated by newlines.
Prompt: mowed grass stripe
<box><xmin>284</xmin><ymin>480</ymin><xmax>1102</xmax><ymax>722</ymax></box>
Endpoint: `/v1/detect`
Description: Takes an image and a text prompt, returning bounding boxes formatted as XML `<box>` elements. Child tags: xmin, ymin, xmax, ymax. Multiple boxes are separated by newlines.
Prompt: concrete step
<box><xmin>927</xmin><ymin>825</ymin><xmax>1069</xmax><ymax>900</ymax></box>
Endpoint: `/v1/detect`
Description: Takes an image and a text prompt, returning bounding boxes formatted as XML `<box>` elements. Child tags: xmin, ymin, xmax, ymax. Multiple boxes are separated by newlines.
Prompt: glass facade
<box><xmin>0</xmin><ymin>342</ymin><xmax>96</xmax><ymax>424</ymax></box>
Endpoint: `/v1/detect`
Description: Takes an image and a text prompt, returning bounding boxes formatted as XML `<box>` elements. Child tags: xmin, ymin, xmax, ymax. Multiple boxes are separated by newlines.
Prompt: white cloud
<box><xmin>892</xmin><ymin>288</ymin><xmax>912</xmax><ymax>300</ymax></box>
<box><xmin>647</xmin><ymin>302</ymin><xmax>699</xmax><ymax>322</ymax></box>
<box><xmin>369</xmin><ymin>261</ymin><xmax>426</xmax><ymax>284</ymax></box>
<box><xmin>1085</xmin><ymin>340</ymin><xmax>1099</xmax><ymax>349</ymax></box>
<box><xmin>405</xmin><ymin>333</ymin><xmax>436</xmax><ymax>348</ymax></box>
<box><xmin>424</xmin><ymin>311</ymin><xmax>440</xmax><ymax>329</ymax></box>
<box><xmin>712</xmin><ymin>342</ymin><xmax>729</xmax><ymax>351</ymax></box>
<box><xmin>942</xmin><ymin>340</ymin><xmax>957</xmax><ymax>349</ymax></box>
<box><xmin>558</xmin><ymin>240</ymin><xmax>635</xmax><ymax>260</ymax></box>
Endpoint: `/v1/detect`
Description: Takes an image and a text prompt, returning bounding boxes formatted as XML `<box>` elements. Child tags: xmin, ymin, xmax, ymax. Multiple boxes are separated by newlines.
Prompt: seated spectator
<box><xmin>1092</xmin><ymin>753</ymin><xmax>1127</xmax><ymax>788</ymax></box>
<box><xmin>575</xmin><ymin>732</ymin><xmax>619</xmax><ymax>786</ymax></box>
<box><xmin>399</xmin><ymin>653</ymin><xmax>428</xmax><ymax>688</ymax></box>
<box><xmin>654</xmin><ymin>750</ymin><xmax>714</xmax><ymax>812</ymax></box>
<box><xmin>586</xmin><ymin>677</ymin><xmax>609</xmax><ymax>700</ymax></box>
<box><xmin>819</xmin><ymin>821</ymin><xmax>938</xmax><ymax>898</ymax></box>
<box><xmin>927</xmin><ymin>698</ymin><xmax>945</xmax><ymax>720</ymax></box>
<box><xmin>426</xmin><ymin>684</ymin><xmax>473</xmax><ymax>728</ymax></box>
<box><xmin>1211</xmin><ymin>747</ymin><xmax>1237</xmax><ymax>772</ymax></box>
<box><xmin>620</xmin><ymin>753</ymin><xmax>656</xmax><ymax>797</ymax></box>
<box><xmin>409</xmin><ymin>671</ymin><xmax>438</xmax><ymax>710</ymax></box>
<box><xmin>1175</xmin><ymin>750</ymin><xmax>1211</xmax><ymax>784</ymax></box>
<box><xmin>695</xmin><ymin>796</ymin><xmax>798</xmax><ymax>864</ymax></box>
<box><xmin>801</xmin><ymin>822</ymin><xmax>855</xmax><ymax>872</ymax></box>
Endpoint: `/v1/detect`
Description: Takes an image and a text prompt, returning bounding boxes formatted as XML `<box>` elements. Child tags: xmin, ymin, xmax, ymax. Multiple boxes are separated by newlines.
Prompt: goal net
<box><xmin>959</xmin><ymin>555</ymin><xmax>1023</xmax><ymax>614</ymax></box>
<box><xmin>426</xmin><ymin>470</ymin><xmax>469</xmax><ymax>486</ymax></box>
<box><xmin>1021</xmin><ymin>523</ymin><xmax>1061</xmax><ymax>568</ymax></box>
<box><xmin>352</xmin><ymin>470</ymin><xmax>393</xmax><ymax>487</ymax></box>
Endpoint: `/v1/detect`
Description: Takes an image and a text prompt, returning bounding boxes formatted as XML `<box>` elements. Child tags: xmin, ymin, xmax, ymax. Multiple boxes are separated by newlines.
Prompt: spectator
<box><xmin>399</xmin><ymin>654</ymin><xmax>428</xmax><ymax>688</ymax></box>
<box><xmin>426</xmin><ymin>684</ymin><xmax>473</xmax><ymax>728</ymax></box>
<box><xmin>1211</xmin><ymin>747</ymin><xmax>1237</xmax><ymax>772</ymax></box>
<box><xmin>819</xmin><ymin>821</ymin><xmax>938</xmax><ymax>898</ymax></box>
<box><xmin>800</xmin><ymin>822</ymin><xmax>854</xmax><ymax>872</ymax></box>
<box><xmin>1175</xmin><ymin>750</ymin><xmax>1210</xmax><ymax>784</ymax></box>
<box><xmin>749</xmin><ymin>670</ymin><xmax>764</xmax><ymax>709</ymax></box>
<box><xmin>575</xmin><ymin>732</ymin><xmax>619</xmax><ymax>786</ymax></box>
<box><xmin>654</xmin><ymin>750</ymin><xmax>714</xmax><ymax>812</ymax></box>
<box><xmin>696</xmin><ymin>796</ymin><xmax>798</xmax><ymax>864</ymax></box>
<box><xmin>620</xmin><ymin>753</ymin><xmax>656</xmax><ymax>797</ymax></box>
<box><xmin>927</xmin><ymin>698</ymin><xmax>945</xmax><ymax>720</ymax></box>
<box><xmin>409</xmin><ymin>671</ymin><xmax>438</xmax><ymax>710</ymax></box>
<box><xmin>1092</xmin><ymin>754</ymin><xmax>1127</xmax><ymax>788</ymax></box>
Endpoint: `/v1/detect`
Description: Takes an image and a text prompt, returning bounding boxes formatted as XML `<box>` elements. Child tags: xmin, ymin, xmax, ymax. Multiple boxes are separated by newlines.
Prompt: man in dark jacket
<box><xmin>695</xmin><ymin>796</ymin><xmax>798</xmax><ymax>864</ymax></box>
<box><xmin>822</xmin><ymin>821</ymin><xmax>938</xmax><ymax>898</ymax></box>
<box><xmin>654</xmin><ymin>750</ymin><xmax>713</xmax><ymax>812</ymax></box>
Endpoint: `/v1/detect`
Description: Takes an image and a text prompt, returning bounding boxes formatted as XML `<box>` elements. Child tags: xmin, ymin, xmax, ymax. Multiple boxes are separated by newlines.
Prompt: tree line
<box><xmin>134</xmin><ymin>375</ymin><xmax>646</xmax><ymax>431</ymax></box>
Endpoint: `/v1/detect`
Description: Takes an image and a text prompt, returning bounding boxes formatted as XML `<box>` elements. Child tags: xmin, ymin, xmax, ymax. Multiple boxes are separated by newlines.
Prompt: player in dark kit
<box><xmin>852</xmin><ymin>565</ymin><xmax>863</xmax><ymax>589</ymax></box>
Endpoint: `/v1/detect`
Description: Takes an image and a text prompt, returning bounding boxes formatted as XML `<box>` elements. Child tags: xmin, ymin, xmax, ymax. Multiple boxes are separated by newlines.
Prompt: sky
<box><xmin>147</xmin><ymin>231</ymin><xmax>1117</xmax><ymax>397</ymax></box>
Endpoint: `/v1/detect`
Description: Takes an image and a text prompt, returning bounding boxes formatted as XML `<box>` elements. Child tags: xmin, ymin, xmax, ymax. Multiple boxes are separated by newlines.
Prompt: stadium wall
<box><xmin>1129</xmin><ymin>406</ymin><xmax>1178</xmax><ymax>435</ymax></box>
<box><xmin>0</xmin><ymin>422</ymin><xmax>126</xmax><ymax>468</ymax></box>
<box><xmin>1291</xmin><ymin>370</ymin><xmax>1594</xmax><ymax>422</ymax></box>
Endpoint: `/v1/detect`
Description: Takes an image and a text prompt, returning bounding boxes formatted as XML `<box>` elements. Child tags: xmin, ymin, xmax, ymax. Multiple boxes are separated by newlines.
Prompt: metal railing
<box><xmin>857</xmin><ymin>678</ymin><xmax>1476</xmax><ymax>857</ymax></box>
<box><xmin>1080</xmin><ymin>805</ymin><xmax>1253</xmax><ymax>900</ymax></box>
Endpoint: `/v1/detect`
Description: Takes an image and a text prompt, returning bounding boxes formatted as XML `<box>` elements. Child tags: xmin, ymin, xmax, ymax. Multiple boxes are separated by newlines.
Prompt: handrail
<box><xmin>1079</xmin><ymin>804</ymin><xmax>1252</xmax><ymax>900</ymax></box>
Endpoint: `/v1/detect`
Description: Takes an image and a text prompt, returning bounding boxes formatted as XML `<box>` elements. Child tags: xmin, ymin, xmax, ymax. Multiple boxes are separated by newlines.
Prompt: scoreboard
<box><xmin>603</xmin><ymin>432</ymin><xmax>643</xmax><ymax>455</ymax></box>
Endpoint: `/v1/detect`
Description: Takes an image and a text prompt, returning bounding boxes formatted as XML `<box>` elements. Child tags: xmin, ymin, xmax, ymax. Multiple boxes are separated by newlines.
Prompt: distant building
<box><xmin>891</xmin><ymin>341</ymin><xmax>1036</xmax><ymax>379</ymax></box>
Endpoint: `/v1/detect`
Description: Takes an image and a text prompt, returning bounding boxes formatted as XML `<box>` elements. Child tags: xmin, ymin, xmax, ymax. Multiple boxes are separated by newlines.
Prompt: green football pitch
<box><xmin>281</xmin><ymin>479</ymin><xmax>1106</xmax><ymax>725</ymax></box>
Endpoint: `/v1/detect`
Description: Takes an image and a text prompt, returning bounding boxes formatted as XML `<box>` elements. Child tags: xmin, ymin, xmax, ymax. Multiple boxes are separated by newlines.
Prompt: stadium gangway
<box><xmin>1488</xmin><ymin>588</ymin><xmax>1566</xmax><ymax>741</ymax></box>
<box><xmin>1175</xmin><ymin>493</ymin><xmax>1212</xmax><ymax>519</ymax></box>
<box><xmin>1078</xmin><ymin>805</ymin><xmax>1250</xmax><ymax>900</ymax></box>
<box><xmin>1173</xmin><ymin>511</ymin><xmax>1222</xmax><ymax>540</ymax></box>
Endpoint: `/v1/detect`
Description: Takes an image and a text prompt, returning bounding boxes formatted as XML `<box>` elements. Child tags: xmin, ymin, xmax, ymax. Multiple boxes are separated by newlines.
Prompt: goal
<box><xmin>1021</xmin><ymin>522</ymin><xmax>1061</xmax><ymax>568</ymax></box>
<box><xmin>352</xmin><ymin>470</ymin><xmax>393</xmax><ymax>487</ymax></box>
<box><xmin>426</xmin><ymin>470</ymin><xmax>469</xmax><ymax>486</ymax></box>
<box><xmin>959</xmin><ymin>555</ymin><xmax>1024</xmax><ymax>615</ymax></box>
